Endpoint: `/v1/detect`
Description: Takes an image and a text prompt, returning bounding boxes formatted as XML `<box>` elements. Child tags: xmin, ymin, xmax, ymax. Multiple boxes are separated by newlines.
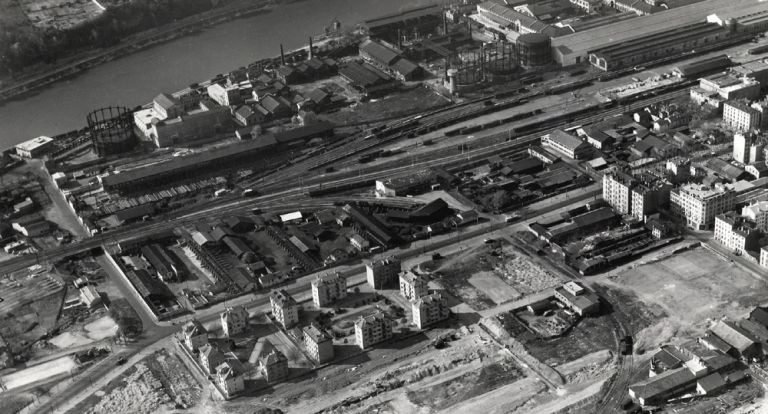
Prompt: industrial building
<box><xmin>541</xmin><ymin>130</ymin><xmax>593</xmax><ymax>159</ymax></box>
<box><xmin>691</xmin><ymin>73</ymin><xmax>761</xmax><ymax>108</ymax></box>
<box><xmin>516</xmin><ymin>33</ymin><xmax>552</xmax><ymax>66</ymax></box>
<box><xmin>15</xmin><ymin>136</ymin><xmax>55</xmax><ymax>159</ymax></box>
<box><xmin>550</xmin><ymin>0</ymin><xmax>766</xmax><ymax>67</ymax></box>
<box><xmin>100</xmin><ymin>123</ymin><xmax>334</xmax><ymax>193</ymax></box>
<box><xmin>362</xmin><ymin>4</ymin><xmax>442</xmax><ymax>44</ymax></box>
<box><xmin>553</xmin><ymin>281</ymin><xmax>600</xmax><ymax>316</ymax></box>
<box><xmin>474</xmin><ymin>2</ymin><xmax>570</xmax><ymax>41</ymax></box>
<box><xmin>359</xmin><ymin>39</ymin><xmax>422</xmax><ymax>81</ymax></box>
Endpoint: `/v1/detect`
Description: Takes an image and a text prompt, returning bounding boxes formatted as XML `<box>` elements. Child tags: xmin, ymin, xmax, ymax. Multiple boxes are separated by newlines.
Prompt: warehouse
<box><xmin>101</xmin><ymin>124</ymin><xmax>334</xmax><ymax>193</ymax></box>
<box><xmin>362</xmin><ymin>4</ymin><xmax>442</xmax><ymax>44</ymax></box>
<box><xmin>550</xmin><ymin>0</ymin><xmax>763</xmax><ymax>67</ymax></box>
<box><xmin>588</xmin><ymin>22</ymin><xmax>740</xmax><ymax>71</ymax></box>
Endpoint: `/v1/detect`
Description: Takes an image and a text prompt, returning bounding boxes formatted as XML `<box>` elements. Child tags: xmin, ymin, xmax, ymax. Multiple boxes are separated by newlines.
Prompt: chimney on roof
<box><xmin>308</xmin><ymin>37</ymin><xmax>314</xmax><ymax>60</ymax></box>
<box><xmin>280</xmin><ymin>44</ymin><xmax>285</xmax><ymax>66</ymax></box>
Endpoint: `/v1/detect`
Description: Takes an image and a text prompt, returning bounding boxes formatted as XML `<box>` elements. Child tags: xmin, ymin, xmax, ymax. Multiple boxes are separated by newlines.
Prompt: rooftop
<box><xmin>16</xmin><ymin>135</ymin><xmax>53</xmax><ymax>152</ymax></box>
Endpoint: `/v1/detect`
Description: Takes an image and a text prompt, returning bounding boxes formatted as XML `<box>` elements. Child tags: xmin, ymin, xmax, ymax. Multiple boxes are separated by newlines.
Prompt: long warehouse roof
<box><xmin>551</xmin><ymin>0</ymin><xmax>764</xmax><ymax>55</ymax></box>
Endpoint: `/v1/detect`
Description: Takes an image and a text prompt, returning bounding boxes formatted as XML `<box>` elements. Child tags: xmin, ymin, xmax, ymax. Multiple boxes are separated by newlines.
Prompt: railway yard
<box><xmin>2</xmin><ymin>1</ymin><xmax>768</xmax><ymax>413</ymax></box>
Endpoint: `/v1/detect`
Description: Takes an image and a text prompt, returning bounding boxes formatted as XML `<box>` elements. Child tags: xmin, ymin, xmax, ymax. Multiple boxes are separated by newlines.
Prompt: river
<box><xmin>0</xmin><ymin>0</ymin><xmax>435</xmax><ymax>149</ymax></box>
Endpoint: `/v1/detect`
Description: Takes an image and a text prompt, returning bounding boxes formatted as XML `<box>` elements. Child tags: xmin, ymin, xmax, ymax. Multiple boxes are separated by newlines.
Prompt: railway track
<box><xmin>258</xmin><ymin>87</ymin><xmax>691</xmax><ymax>195</ymax></box>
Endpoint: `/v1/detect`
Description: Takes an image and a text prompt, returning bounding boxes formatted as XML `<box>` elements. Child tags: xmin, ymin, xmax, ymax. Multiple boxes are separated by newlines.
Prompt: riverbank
<box><xmin>0</xmin><ymin>1</ymin><xmax>278</xmax><ymax>104</ymax></box>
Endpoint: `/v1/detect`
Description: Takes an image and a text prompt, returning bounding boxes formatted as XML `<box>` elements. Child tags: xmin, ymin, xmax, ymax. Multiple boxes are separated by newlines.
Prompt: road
<box><xmin>25</xmin><ymin>181</ymin><xmax>602</xmax><ymax>414</ymax></box>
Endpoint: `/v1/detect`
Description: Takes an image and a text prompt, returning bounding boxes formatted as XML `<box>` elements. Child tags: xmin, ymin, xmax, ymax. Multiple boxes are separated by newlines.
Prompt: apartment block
<box><xmin>355</xmin><ymin>311</ymin><xmax>393</xmax><ymax>349</ymax></box>
<box><xmin>724</xmin><ymin>100</ymin><xmax>762</xmax><ymax>132</ymax></box>
<box><xmin>603</xmin><ymin>171</ymin><xmax>671</xmax><ymax>221</ymax></box>
<box><xmin>742</xmin><ymin>201</ymin><xmax>768</xmax><ymax>231</ymax></box>
<box><xmin>366</xmin><ymin>256</ymin><xmax>401</xmax><ymax>289</ymax></box>
<box><xmin>714</xmin><ymin>212</ymin><xmax>761</xmax><ymax>255</ymax></box>
<box><xmin>670</xmin><ymin>183</ymin><xmax>735</xmax><ymax>230</ymax></box>
<box><xmin>311</xmin><ymin>272</ymin><xmax>347</xmax><ymax>308</ymax></box>
<box><xmin>399</xmin><ymin>271</ymin><xmax>429</xmax><ymax>300</ymax></box>
<box><xmin>270</xmin><ymin>289</ymin><xmax>299</xmax><ymax>329</ymax></box>
<box><xmin>412</xmin><ymin>292</ymin><xmax>450</xmax><ymax>329</ymax></box>
<box><xmin>259</xmin><ymin>348</ymin><xmax>289</xmax><ymax>382</ymax></box>
<box><xmin>303</xmin><ymin>325</ymin><xmax>334</xmax><ymax>363</ymax></box>
<box><xmin>733</xmin><ymin>132</ymin><xmax>766</xmax><ymax>165</ymax></box>
<box><xmin>221</xmin><ymin>306</ymin><xmax>249</xmax><ymax>337</ymax></box>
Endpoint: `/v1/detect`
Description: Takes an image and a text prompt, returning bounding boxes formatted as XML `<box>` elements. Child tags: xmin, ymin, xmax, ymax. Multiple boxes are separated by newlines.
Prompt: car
<box><xmin>116</xmin><ymin>356</ymin><xmax>127</xmax><ymax>365</ymax></box>
<box><xmin>483</xmin><ymin>238</ymin><xmax>495</xmax><ymax>244</ymax></box>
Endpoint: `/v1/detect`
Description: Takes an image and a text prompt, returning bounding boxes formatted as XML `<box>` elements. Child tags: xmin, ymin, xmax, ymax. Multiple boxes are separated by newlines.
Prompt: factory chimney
<box><xmin>280</xmin><ymin>44</ymin><xmax>285</xmax><ymax>65</ymax></box>
<box><xmin>308</xmin><ymin>37</ymin><xmax>314</xmax><ymax>60</ymax></box>
<box><xmin>397</xmin><ymin>28</ymin><xmax>403</xmax><ymax>50</ymax></box>
<box><xmin>443</xmin><ymin>10</ymin><xmax>448</xmax><ymax>35</ymax></box>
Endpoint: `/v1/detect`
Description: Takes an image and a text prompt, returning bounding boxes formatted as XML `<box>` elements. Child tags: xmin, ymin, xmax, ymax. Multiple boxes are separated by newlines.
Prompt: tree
<box><xmin>489</xmin><ymin>190</ymin><xmax>512</xmax><ymax>213</ymax></box>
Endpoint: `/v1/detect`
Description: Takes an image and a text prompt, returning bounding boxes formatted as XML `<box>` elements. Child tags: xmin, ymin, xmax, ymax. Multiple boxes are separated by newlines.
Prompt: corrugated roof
<box><xmin>360</xmin><ymin>39</ymin><xmax>401</xmax><ymax>66</ymax></box>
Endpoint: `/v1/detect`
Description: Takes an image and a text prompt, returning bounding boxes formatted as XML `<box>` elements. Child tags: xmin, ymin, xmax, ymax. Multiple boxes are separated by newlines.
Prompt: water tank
<box><xmin>516</xmin><ymin>33</ymin><xmax>552</xmax><ymax>67</ymax></box>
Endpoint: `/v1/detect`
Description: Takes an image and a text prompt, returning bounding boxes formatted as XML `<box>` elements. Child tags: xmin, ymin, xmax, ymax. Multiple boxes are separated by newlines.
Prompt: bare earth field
<box><xmin>600</xmin><ymin>247</ymin><xmax>768</xmax><ymax>350</ymax></box>
<box><xmin>69</xmin><ymin>348</ymin><xmax>202</xmax><ymax>414</ymax></box>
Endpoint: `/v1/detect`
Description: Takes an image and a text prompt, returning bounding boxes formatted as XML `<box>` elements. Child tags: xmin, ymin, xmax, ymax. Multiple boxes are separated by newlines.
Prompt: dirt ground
<box><xmin>71</xmin><ymin>348</ymin><xmax>201</xmax><ymax>414</ymax></box>
<box><xmin>429</xmin><ymin>241</ymin><xmax>563</xmax><ymax>311</ymax></box>
<box><xmin>598</xmin><ymin>247</ymin><xmax>768</xmax><ymax>350</ymax></box>
<box><xmin>320</xmin><ymin>86</ymin><xmax>450</xmax><ymax>126</ymax></box>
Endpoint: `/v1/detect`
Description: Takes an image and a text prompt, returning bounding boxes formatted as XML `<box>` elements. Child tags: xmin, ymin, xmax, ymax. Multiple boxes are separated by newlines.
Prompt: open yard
<box><xmin>428</xmin><ymin>240</ymin><xmax>564</xmax><ymax>311</ymax></box>
<box><xmin>320</xmin><ymin>85</ymin><xmax>450</xmax><ymax>125</ymax></box>
<box><xmin>70</xmin><ymin>348</ymin><xmax>202</xmax><ymax>414</ymax></box>
<box><xmin>600</xmin><ymin>247</ymin><xmax>767</xmax><ymax>350</ymax></box>
<box><xmin>0</xmin><ymin>355</ymin><xmax>77</xmax><ymax>391</ymax></box>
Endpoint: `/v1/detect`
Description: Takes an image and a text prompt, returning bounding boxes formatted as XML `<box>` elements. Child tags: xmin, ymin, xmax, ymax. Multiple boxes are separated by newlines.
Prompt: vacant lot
<box><xmin>321</xmin><ymin>86</ymin><xmax>449</xmax><ymax>125</ymax></box>
<box><xmin>73</xmin><ymin>348</ymin><xmax>201</xmax><ymax>414</ymax></box>
<box><xmin>1</xmin><ymin>356</ymin><xmax>77</xmax><ymax>390</ymax></box>
<box><xmin>469</xmin><ymin>271</ymin><xmax>521</xmax><ymax>304</ymax></box>
<box><xmin>601</xmin><ymin>247</ymin><xmax>766</xmax><ymax>349</ymax></box>
<box><xmin>500</xmin><ymin>311</ymin><xmax>617</xmax><ymax>367</ymax></box>
<box><xmin>407</xmin><ymin>357</ymin><xmax>525</xmax><ymax>411</ymax></box>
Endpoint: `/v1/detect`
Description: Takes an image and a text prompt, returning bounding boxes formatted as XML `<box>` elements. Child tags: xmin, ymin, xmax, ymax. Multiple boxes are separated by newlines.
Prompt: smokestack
<box><xmin>397</xmin><ymin>28</ymin><xmax>402</xmax><ymax>50</ymax></box>
<box><xmin>308</xmin><ymin>37</ymin><xmax>314</xmax><ymax>60</ymax></box>
<box><xmin>280</xmin><ymin>44</ymin><xmax>285</xmax><ymax>65</ymax></box>
<box><xmin>443</xmin><ymin>10</ymin><xmax>448</xmax><ymax>35</ymax></box>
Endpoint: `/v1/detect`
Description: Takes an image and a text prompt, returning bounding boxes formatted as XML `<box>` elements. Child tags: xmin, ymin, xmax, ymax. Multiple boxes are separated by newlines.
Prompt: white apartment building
<box><xmin>355</xmin><ymin>311</ymin><xmax>393</xmax><ymax>349</ymax></box>
<box><xmin>311</xmin><ymin>272</ymin><xmax>347</xmax><ymax>308</ymax></box>
<box><xmin>399</xmin><ymin>271</ymin><xmax>429</xmax><ymax>300</ymax></box>
<box><xmin>742</xmin><ymin>201</ymin><xmax>768</xmax><ymax>231</ymax></box>
<box><xmin>366</xmin><ymin>256</ymin><xmax>401</xmax><ymax>289</ymax></box>
<box><xmin>603</xmin><ymin>172</ymin><xmax>635</xmax><ymax>215</ymax></box>
<box><xmin>303</xmin><ymin>325</ymin><xmax>334</xmax><ymax>363</ymax></box>
<box><xmin>761</xmin><ymin>246</ymin><xmax>768</xmax><ymax>269</ymax></box>
<box><xmin>733</xmin><ymin>132</ymin><xmax>765</xmax><ymax>165</ymax></box>
<box><xmin>206</xmin><ymin>83</ymin><xmax>243</xmax><ymax>107</ymax></box>
<box><xmin>713</xmin><ymin>212</ymin><xmax>761</xmax><ymax>255</ymax></box>
<box><xmin>724</xmin><ymin>101</ymin><xmax>762</xmax><ymax>132</ymax></box>
<box><xmin>270</xmin><ymin>290</ymin><xmax>299</xmax><ymax>328</ymax></box>
<box><xmin>670</xmin><ymin>184</ymin><xmax>735</xmax><ymax>230</ymax></box>
<box><xmin>412</xmin><ymin>292</ymin><xmax>450</xmax><ymax>329</ymax></box>
<box><xmin>221</xmin><ymin>306</ymin><xmax>249</xmax><ymax>337</ymax></box>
